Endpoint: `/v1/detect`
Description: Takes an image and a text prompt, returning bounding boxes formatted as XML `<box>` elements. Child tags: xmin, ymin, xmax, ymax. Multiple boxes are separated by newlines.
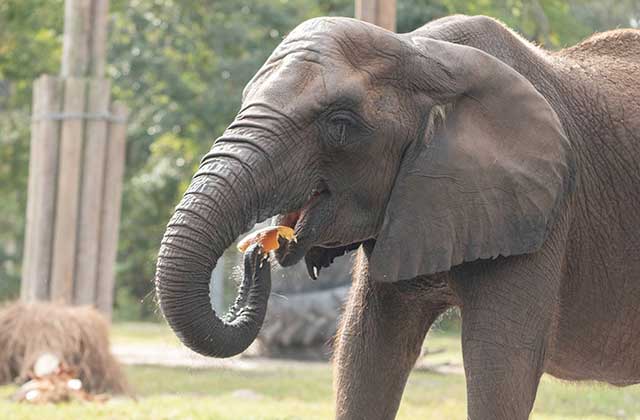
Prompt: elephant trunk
<box><xmin>155</xmin><ymin>131</ymin><xmax>292</xmax><ymax>358</ymax></box>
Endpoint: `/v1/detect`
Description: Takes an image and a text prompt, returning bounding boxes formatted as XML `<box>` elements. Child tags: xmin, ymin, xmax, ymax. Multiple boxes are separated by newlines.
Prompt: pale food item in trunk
<box><xmin>237</xmin><ymin>226</ymin><xmax>296</xmax><ymax>253</ymax></box>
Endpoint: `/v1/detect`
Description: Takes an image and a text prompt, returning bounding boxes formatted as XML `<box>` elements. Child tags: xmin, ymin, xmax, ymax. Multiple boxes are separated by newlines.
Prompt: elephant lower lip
<box><xmin>305</xmin><ymin>241</ymin><xmax>363</xmax><ymax>279</ymax></box>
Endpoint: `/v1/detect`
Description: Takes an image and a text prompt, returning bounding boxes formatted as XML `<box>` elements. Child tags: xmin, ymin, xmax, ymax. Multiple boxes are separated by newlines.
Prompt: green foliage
<box><xmin>0</xmin><ymin>0</ymin><xmax>637</xmax><ymax>318</ymax></box>
<box><xmin>0</xmin><ymin>0</ymin><xmax>63</xmax><ymax>108</ymax></box>
<box><xmin>0</xmin><ymin>111</ymin><xmax>29</xmax><ymax>300</ymax></box>
<box><xmin>0</xmin><ymin>0</ymin><xmax>63</xmax><ymax>301</ymax></box>
<box><xmin>397</xmin><ymin>0</ymin><xmax>602</xmax><ymax>47</ymax></box>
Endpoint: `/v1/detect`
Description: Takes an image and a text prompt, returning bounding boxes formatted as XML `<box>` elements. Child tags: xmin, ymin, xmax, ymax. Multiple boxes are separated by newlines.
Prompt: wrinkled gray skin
<box><xmin>155</xmin><ymin>15</ymin><xmax>640</xmax><ymax>419</ymax></box>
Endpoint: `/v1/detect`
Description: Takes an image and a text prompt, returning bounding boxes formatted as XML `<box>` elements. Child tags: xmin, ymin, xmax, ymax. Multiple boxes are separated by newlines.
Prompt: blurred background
<box><xmin>1</xmin><ymin>1</ymin><xmax>639</xmax><ymax>418</ymax></box>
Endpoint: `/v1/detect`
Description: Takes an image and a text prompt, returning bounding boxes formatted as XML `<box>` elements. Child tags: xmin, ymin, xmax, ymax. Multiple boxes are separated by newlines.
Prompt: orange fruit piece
<box><xmin>237</xmin><ymin>226</ymin><xmax>297</xmax><ymax>253</ymax></box>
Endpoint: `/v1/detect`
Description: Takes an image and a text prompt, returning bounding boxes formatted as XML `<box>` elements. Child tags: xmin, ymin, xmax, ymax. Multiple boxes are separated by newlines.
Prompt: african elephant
<box><xmin>155</xmin><ymin>15</ymin><xmax>640</xmax><ymax>419</ymax></box>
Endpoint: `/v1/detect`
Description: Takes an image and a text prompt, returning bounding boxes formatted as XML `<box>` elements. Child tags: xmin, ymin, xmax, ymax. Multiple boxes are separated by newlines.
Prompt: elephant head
<box><xmin>155</xmin><ymin>17</ymin><xmax>573</xmax><ymax>358</ymax></box>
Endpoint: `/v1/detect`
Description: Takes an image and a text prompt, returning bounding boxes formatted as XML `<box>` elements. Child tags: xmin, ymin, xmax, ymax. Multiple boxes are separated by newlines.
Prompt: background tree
<box><xmin>0</xmin><ymin>0</ymin><xmax>63</xmax><ymax>299</ymax></box>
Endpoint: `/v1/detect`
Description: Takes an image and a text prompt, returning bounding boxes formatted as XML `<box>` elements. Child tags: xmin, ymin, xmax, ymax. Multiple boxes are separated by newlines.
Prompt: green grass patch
<box><xmin>2</xmin><ymin>364</ymin><xmax>640</xmax><ymax>419</ymax></box>
<box><xmin>110</xmin><ymin>322</ymin><xmax>181</xmax><ymax>346</ymax></box>
<box><xmin>1</xmin><ymin>323</ymin><xmax>639</xmax><ymax>419</ymax></box>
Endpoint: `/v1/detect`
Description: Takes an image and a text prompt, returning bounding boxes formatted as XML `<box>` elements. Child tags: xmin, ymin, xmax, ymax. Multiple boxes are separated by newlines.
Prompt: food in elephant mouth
<box><xmin>274</xmin><ymin>186</ymin><xmax>364</xmax><ymax>280</ymax></box>
<box><xmin>237</xmin><ymin>188</ymin><xmax>328</xmax><ymax>261</ymax></box>
<box><xmin>281</xmin><ymin>188</ymin><xmax>326</xmax><ymax>234</ymax></box>
<box><xmin>237</xmin><ymin>225</ymin><xmax>296</xmax><ymax>253</ymax></box>
<box><xmin>236</xmin><ymin>188</ymin><xmax>359</xmax><ymax>280</ymax></box>
<box><xmin>268</xmin><ymin>187</ymin><xmax>330</xmax><ymax>255</ymax></box>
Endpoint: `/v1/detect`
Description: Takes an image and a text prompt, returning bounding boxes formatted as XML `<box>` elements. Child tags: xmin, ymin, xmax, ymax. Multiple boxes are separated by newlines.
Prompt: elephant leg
<box><xmin>333</xmin><ymin>247</ymin><xmax>453</xmax><ymax>420</ymax></box>
<box><xmin>454</xmin><ymin>257</ymin><xmax>561</xmax><ymax>420</ymax></box>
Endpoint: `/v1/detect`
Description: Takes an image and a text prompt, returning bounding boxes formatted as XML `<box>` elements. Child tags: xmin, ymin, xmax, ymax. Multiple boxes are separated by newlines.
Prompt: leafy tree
<box><xmin>397</xmin><ymin>0</ymin><xmax>620</xmax><ymax>48</ymax></box>
<box><xmin>0</xmin><ymin>0</ymin><xmax>63</xmax><ymax>299</ymax></box>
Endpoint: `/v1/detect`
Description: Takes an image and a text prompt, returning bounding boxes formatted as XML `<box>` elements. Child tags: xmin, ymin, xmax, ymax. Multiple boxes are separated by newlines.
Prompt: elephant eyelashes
<box><xmin>325</xmin><ymin>111</ymin><xmax>370</xmax><ymax>147</ymax></box>
<box><xmin>338</xmin><ymin>124</ymin><xmax>347</xmax><ymax>145</ymax></box>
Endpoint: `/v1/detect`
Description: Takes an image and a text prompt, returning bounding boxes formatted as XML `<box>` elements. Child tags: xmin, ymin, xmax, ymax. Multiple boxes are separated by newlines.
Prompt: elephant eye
<box><xmin>329</xmin><ymin>113</ymin><xmax>356</xmax><ymax>127</ymax></box>
<box><xmin>326</xmin><ymin>112</ymin><xmax>360</xmax><ymax>146</ymax></box>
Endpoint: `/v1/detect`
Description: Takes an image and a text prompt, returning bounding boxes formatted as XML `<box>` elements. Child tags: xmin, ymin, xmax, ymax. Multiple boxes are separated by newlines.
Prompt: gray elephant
<box><xmin>155</xmin><ymin>15</ymin><xmax>640</xmax><ymax>419</ymax></box>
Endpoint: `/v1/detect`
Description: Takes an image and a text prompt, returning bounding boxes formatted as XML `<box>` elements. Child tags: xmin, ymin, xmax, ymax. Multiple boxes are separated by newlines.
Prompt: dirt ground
<box><xmin>111</xmin><ymin>341</ymin><xmax>464</xmax><ymax>374</ymax></box>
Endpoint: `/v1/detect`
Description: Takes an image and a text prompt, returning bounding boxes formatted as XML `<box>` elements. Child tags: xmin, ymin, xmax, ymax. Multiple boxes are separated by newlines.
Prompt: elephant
<box><xmin>154</xmin><ymin>14</ymin><xmax>640</xmax><ymax>419</ymax></box>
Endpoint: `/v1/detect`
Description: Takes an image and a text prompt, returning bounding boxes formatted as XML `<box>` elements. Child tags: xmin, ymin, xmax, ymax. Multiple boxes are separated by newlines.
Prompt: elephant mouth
<box><xmin>273</xmin><ymin>184</ymin><xmax>330</xmax><ymax>266</ymax></box>
<box><xmin>281</xmin><ymin>187</ymin><xmax>328</xmax><ymax>236</ymax></box>
<box><xmin>273</xmin><ymin>182</ymin><xmax>362</xmax><ymax>279</ymax></box>
<box><xmin>303</xmin><ymin>242</ymin><xmax>362</xmax><ymax>279</ymax></box>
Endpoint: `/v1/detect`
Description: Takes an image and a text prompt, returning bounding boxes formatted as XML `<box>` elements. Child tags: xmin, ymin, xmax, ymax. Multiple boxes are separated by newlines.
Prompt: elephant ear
<box><xmin>370</xmin><ymin>38</ymin><xmax>574</xmax><ymax>282</ymax></box>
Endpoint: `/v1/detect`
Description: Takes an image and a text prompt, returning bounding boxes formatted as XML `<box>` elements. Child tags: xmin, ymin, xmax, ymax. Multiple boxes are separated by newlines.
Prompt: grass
<box><xmin>110</xmin><ymin>322</ymin><xmax>181</xmax><ymax>346</ymax></box>
<box><xmin>1</xmin><ymin>323</ymin><xmax>639</xmax><ymax>419</ymax></box>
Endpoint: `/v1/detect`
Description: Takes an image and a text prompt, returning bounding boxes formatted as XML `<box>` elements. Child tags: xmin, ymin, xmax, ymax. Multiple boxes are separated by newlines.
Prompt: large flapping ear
<box><xmin>370</xmin><ymin>38</ymin><xmax>573</xmax><ymax>282</ymax></box>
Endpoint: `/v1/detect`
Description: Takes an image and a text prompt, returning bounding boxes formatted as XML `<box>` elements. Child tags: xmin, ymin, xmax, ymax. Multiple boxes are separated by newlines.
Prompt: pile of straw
<box><xmin>0</xmin><ymin>301</ymin><xmax>128</xmax><ymax>394</ymax></box>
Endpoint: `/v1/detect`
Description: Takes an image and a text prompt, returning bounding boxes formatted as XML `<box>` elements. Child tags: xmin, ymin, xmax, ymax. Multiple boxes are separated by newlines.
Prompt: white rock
<box><xmin>33</xmin><ymin>353</ymin><xmax>60</xmax><ymax>377</ymax></box>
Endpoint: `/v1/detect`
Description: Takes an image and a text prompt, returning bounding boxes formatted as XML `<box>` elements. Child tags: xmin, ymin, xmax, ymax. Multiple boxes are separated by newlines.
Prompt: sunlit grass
<box><xmin>1</xmin><ymin>324</ymin><xmax>639</xmax><ymax>419</ymax></box>
<box><xmin>110</xmin><ymin>322</ymin><xmax>181</xmax><ymax>346</ymax></box>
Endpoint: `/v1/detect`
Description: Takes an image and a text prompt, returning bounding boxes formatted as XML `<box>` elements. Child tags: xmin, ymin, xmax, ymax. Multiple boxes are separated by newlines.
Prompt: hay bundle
<box><xmin>0</xmin><ymin>301</ymin><xmax>128</xmax><ymax>394</ymax></box>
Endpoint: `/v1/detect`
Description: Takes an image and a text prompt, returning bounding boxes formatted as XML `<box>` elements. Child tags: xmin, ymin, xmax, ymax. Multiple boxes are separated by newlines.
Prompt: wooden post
<box><xmin>50</xmin><ymin>78</ymin><xmax>87</xmax><ymax>303</ymax></box>
<box><xmin>75</xmin><ymin>79</ymin><xmax>111</xmax><ymax>305</ymax></box>
<box><xmin>21</xmin><ymin>76</ymin><xmax>63</xmax><ymax>301</ymax></box>
<box><xmin>96</xmin><ymin>102</ymin><xmax>129</xmax><ymax>317</ymax></box>
<box><xmin>355</xmin><ymin>0</ymin><xmax>397</xmax><ymax>31</ymax></box>
<box><xmin>21</xmin><ymin>81</ymin><xmax>43</xmax><ymax>300</ymax></box>
<box><xmin>61</xmin><ymin>0</ymin><xmax>92</xmax><ymax>77</ymax></box>
<box><xmin>89</xmin><ymin>0</ymin><xmax>109</xmax><ymax>78</ymax></box>
<box><xmin>22</xmin><ymin>0</ymin><xmax>128</xmax><ymax>317</ymax></box>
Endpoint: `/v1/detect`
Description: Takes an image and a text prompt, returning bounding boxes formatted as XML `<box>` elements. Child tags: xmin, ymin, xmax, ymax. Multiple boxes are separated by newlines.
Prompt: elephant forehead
<box><xmin>243</xmin><ymin>18</ymin><xmax>406</xmax><ymax>106</ymax></box>
<box><xmin>243</xmin><ymin>53</ymin><xmax>370</xmax><ymax>120</ymax></box>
